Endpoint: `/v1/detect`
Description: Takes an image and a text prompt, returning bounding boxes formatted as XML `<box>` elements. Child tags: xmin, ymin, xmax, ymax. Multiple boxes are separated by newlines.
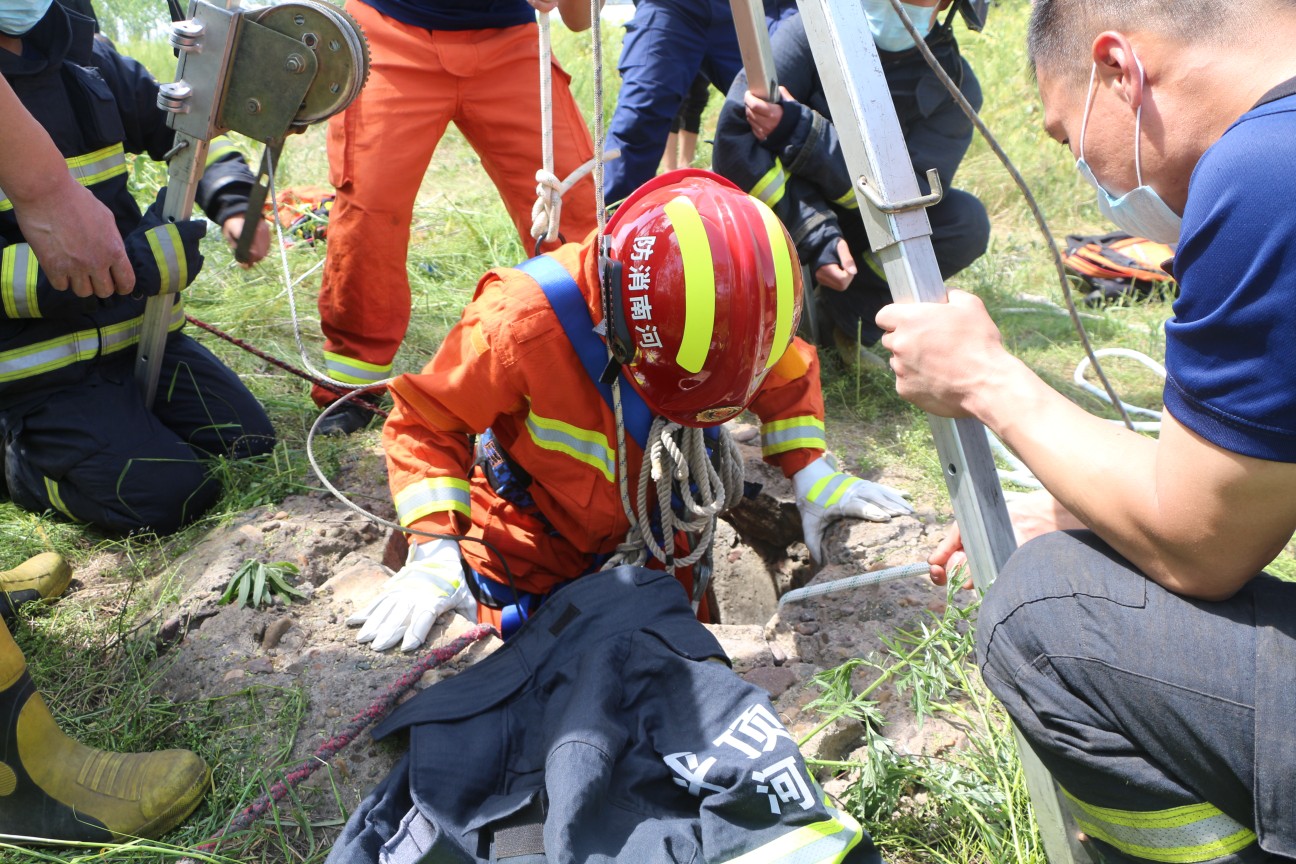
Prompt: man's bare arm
<box><xmin>0</xmin><ymin>76</ymin><xmax>133</xmax><ymax>297</ymax></box>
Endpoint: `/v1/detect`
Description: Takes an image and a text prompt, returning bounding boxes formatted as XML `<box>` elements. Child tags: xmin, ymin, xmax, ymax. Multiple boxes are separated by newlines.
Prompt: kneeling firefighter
<box><xmin>350</xmin><ymin>169</ymin><xmax>912</xmax><ymax>650</ymax></box>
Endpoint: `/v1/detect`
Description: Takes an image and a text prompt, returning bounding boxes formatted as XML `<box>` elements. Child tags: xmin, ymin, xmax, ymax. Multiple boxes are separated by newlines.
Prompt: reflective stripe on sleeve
<box><xmin>751</xmin><ymin>159</ymin><xmax>788</xmax><ymax>209</ymax></box>
<box><xmin>323</xmin><ymin>351</ymin><xmax>392</xmax><ymax>385</ymax></box>
<box><xmin>831</xmin><ymin>186</ymin><xmax>859</xmax><ymax>210</ymax></box>
<box><xmin>0</xmin><ymin>144</ymin><xmax>128</xmax><ymax>212</ymax></box>
<box><xmin>205</xmin><ymin>136</ymin><xmax>240</xmax><ymax>166</ymax></box>
<box><xmin>146</xmin><ymin>224</ymin><xmax>187</xmax><ymax>295</ymax></box>
<box><xmin>394</xmin><ymin>477</ymin><xmax>471</xmax><ymax>526</ymax></box>
<box><xmin>761</xmin><ymin>416</ymin><xmax>826</xmax><ymax>458</ymax></box>
<box><xmin>524</xmin><ymin>410</ymin><xmax>615</xmax><ymax>482</ymax></box>
<box><xmin>2</xmin><ymin>243</ymin><xmax>39</xmax><ymax>319</ymax></box>
<box><xmin>1063</xmin><ymin>789</ymin><xmax>1257</xmax><ymax>863</ymax></box>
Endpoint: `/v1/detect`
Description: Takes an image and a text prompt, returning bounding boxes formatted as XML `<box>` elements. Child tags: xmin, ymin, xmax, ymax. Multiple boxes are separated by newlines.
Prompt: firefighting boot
<box><xmin>0</xmin><ymin>553</ymin><xmax>72</xmax><ymax>621</ymax></box>
<box><xmin>0</xmin><ymin>621</ymin><xmax>210</xmax><ymax>843</ymax></box>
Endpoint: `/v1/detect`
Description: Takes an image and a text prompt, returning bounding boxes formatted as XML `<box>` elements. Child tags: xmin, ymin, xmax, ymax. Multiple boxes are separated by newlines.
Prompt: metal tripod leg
<box><xmin>774</xmin><ymin>1</ymin><xmax>1088</xmax><ymax>860</ymax></box>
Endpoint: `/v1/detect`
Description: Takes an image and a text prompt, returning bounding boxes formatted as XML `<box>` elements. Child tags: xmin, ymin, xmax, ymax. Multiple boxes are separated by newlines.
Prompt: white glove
<box><xmin>347</xmin><ymin>538</ymin><xmax>475</xmax><ymax>652</ymax></box>
<box><xmin>793</xmin><ymin>456</ymin><xmax>913</xmax><ymax>562</ymax></box>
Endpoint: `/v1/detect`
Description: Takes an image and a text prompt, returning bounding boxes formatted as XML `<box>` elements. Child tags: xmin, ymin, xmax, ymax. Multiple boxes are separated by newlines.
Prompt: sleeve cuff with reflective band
<box><xmin>761</xmin><ymin>415</ymin><xmax>826</xmax><ymax>458</ymax></box>
<box><xmin>394</xmin><ymin>477</ymin><xmax>471</xmax><ymax>526</ymax></box>
<box><xmin>145</xmin><ymin>224</ymin><xmax>189</xmax><ymax>295</ymax></box>
<box><xmin>751</xmin><ymin>159</ymin><xmax>788</xmax><ymax>209</ymax></box>
<box><xmin>720</xmin><ymin>795</ymin><xmax>864</xmax><ymax>864</ymax></box>
<box><xmin>205</xmin><ymin>136</ymin><xmax>241</xmax><ymax>166</ymax></box>
<box><xmin>2</xmin><ymin>244</ymin><xmax>40</xmax><ymax>319</ymax></box>
<box><xmin>804</xmin><ymin>472</ymin><xmax>858</xmax><ymax>507</ymax></box>
<box><xmin>324</xmin><ymin>351</ymin><xmax>393</xmax><ymax>386</ymax></box>
<box><xmin>1062</xmin><ymin>787</ymin><xmax>1257</xmax><ymax>863</ymax></box>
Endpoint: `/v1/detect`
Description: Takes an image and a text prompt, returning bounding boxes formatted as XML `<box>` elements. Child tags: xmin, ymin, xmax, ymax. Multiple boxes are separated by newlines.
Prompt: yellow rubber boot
<box><xmin>0</xmin><ymin>553</ymin><xmax>72</xmax><ymax>620</ymax></box>
<box><xmin>0</xmin><ymin>621</ymin><xmax>210</xmax><ymax>843</ymax></box>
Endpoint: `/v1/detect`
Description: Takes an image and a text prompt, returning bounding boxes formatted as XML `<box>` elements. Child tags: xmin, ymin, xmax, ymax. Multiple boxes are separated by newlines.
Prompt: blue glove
<box><xmin>794</xmin><ymin>456</ymin><xmax>913</xmax><ymax>562</ymax></box>
<box><xmin>124</xmin><ymin>188</ymin><xmax>206</xmax><ymax>297</ymax></box>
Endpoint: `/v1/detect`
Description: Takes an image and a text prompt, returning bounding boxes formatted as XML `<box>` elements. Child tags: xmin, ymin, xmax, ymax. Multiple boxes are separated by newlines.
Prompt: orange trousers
<box><xmin>313</xmin><ymin>1</ymin><xmax>599</xmax><ymax>406</ymax></box>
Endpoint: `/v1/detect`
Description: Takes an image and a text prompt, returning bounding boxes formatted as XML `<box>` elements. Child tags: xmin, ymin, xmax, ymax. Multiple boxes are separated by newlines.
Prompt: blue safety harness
<box><xmin>473</xmin><ymin>255</ymin><xmax>653</xmax><ymax>638</ymax></box>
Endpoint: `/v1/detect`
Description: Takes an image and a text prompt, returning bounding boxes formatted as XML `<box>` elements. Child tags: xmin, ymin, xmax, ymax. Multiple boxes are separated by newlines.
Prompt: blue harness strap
<box><xmin>515</xmin><ymin>255</ymin><xmax>652</xmax><ymax>450</ymax></box>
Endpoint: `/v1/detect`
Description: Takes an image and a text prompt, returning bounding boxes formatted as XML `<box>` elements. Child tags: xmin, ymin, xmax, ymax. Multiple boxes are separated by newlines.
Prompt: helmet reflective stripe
<box><xmin>146</xmin><ymin>224</ymin><xmax>187</xmax><ymax>295</ymax></box>
<box><xmin>753</xmin><ymin>199</ymin><xmax>794</xmax><ymax>369</ymax></box>
<box><xmin>1062</xmin><ymin>789</ymin><xmax>1257</xmax><ymax>863</ymax></box>
<box><xmin>663</xmin><ymin>197</ymin><xmax>716</xmax><ymax>375</ymax></box>
<box><xmin>760</xmin><ymin>415</ymin><xmax>825</xmax><ymax>457</ymax></box>
<box><xmin>0</xmin><ymin>144</ymin><xmax>127</xmax><ymax>213</ymax></box>
<box><xmin>323</xmin><ymin>351</ymin><xmax>391</xmax><ymax>385</ymax></box>
<box><xmin>394</xmin><ymin>477</ymin><xmax>471</xmax><ymax>525</ymax></box>
<box><xmin>2</xmin><ymin>243</ymin><xmax>39</xmax><ymax>319</ymax></box>
<box><xmin>524</xmin><ymin>409</ymin><xmax>616</xmax><ymax>482</ymax></box>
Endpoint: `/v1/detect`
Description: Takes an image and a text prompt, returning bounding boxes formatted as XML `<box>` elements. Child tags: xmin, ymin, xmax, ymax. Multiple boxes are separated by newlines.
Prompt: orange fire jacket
<box><xmin>383</xmin><ymin>236</ymin><xmax>827</xmax><ymax>618</ymax></box>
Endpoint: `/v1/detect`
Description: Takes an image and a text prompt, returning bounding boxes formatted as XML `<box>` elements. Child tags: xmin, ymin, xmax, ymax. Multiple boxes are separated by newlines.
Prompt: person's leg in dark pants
<box><xmin>978</xmin><ymin>530</ymin><xmax>1294</xmax><ymax>863</ymax></box>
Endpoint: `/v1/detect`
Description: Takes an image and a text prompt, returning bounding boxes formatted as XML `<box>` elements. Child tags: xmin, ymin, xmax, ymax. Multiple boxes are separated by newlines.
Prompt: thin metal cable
<box><xmin>885</xmin><ymin>0</ymin><xmax>1135</xmax><ymax>431</ymax></box>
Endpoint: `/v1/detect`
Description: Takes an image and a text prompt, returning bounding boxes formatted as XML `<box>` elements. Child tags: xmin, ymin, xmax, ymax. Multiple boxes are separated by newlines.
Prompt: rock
<box><xmin>742</xmin><ymin>666</ymin><xmax>799</xmax><ymax>699</ymax></box>
<box><xmin>706</xmin><ymin>624</ymin><xmax>772</xmax><ymax>673</ymax></box>
<box><xmin>720</xmin><ymin>446</ymin><xmax>803</xmax><ymax>552</ymax></box>
<box><xmin>247</xmin><ymin>657</ymin><xmax>274</xmax><ymax>674</ymax></box>
<box><xmin>262</xmin><ymin>617</ymin><xmax>294</xmax><ymax>650</ymax></box>
<box><xmin>320</xmin><ymin>559</ymin><xmax>391</xmax><ymax>611</ymax></box>
<box><xmin>796</xmin><ymin>716</ymin><xmax>866</xmax><ymax>766</ymax></box>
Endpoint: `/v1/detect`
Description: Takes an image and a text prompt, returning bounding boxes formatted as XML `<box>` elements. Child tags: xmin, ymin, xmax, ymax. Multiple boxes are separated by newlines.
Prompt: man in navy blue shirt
<box><xmin>877</xmin><ymin>1</ymin><xmax>1296</xmax><ymax>861</ymax></box>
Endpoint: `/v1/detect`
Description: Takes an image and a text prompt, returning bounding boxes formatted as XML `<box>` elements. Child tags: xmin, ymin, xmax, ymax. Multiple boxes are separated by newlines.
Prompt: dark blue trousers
<box><xmin>1</xmin><ymin>333</ymin><xmax>275</xmax><ymax>534</ymax></box>
<box><xmin>979</xmin><ymin>530</ymin><xmax>1296</xmax><ymax>863</ymax></box>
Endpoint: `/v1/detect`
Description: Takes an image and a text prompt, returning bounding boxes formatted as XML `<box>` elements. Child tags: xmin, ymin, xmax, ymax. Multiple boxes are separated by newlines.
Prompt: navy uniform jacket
<box><xmin>328</xmin><ymin>567</ymin><xmax>884</xmax><ymax>864</ymax></box>
<box><xmin>0</xmin><ymin>4</ymin><xmax>253</xmax><ymax>398</ymax></box>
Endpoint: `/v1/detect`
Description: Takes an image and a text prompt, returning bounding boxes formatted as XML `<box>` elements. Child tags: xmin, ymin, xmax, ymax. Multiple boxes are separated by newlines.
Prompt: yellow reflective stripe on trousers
<box><xmin>663</xmin><ymin>196</ymin><xmax>715</xmax><ymax>375</ymax></box>
<box><xmin>806</xmin><ymin>472</ymin><xmax>858</xmax><ymax>508</ymax></box>
<box><xmin>2</xmin><ymin>243</ymin><xmax>39</xmax><ymax>319</ymax></box>
<box><xmin>146</xmin><ymin>224</ymin><xmax>187</xmax><ymax>294</ymax></box>
<box><xmin>394</xmin><ymin>477</ymin><xmax>471</xmax><ymax>526</ymax></box>
<box><xmin>0</xmin><ymin>144</ymin><xmax>128</xmax><ymax>212</ymax></box>
<box><xmin>43</xmin><ymin>478</ymin><xmax>79</xmax><ymax>521</ymax></box>
<box><xmin>721</xmin><ymin>799</ymin><xmax>862</xmax><ymax>864</ymax></box>
<box><xmin>1063</xmin><ymin>789</ymin><xmax>1257</xmax><ymax>863</ymax></box>
<box><xmin>753</xmin><ymin>199</ymin><xmax>795</xmax><ymax>369</ymax></box>
<box><xmin>524</xmin><ymin>410</ymin><xmax>615</xmax><ymax>482</ymax></box>
<box><xmin>0</xmin><ymin>301</ymin><xmax>184</xmax><ymax>382</ymax></box>
<box><xmin>761</xmin><ymin>415</ymin><xmax>826</xmax><ymax>457</ymax></box>
<box><xmin>751</xmin><ymin>159</ymin><xmax>788</xmax><ymax>209</ymax></box>
<box><xmin>323</xmin><ymin>351</ymin><xmax>392</xmax><ymax>385</ymax></box>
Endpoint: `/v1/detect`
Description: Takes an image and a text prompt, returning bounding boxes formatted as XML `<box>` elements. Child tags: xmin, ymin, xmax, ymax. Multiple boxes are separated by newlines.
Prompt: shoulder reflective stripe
<box><xmin>663</xmin><ymin>196</ymin><xmax>715</xmax><ymax>375</ymax></box>
<box><xmin>751</xmin><ymin>159</ymin><xmax>788</xmax><ymax>209</ymax></box>
<box><xmin>761</xmin><ymin>415</ymin><xmax>826</xmax><ymax>457</ymax></box>
<box><xmin>43</xmin><ymin>478</ymin><xmax>79</xmax><ymax>521</ymax></box>
<box><xmin>146</xmin><ymin>224</ymin><xmax>187</xmax><ymax>294</ymax></box>
<box><xmin>0</xmin><ymin>145</ymin><xmax>130</xmax><ymax>212</ymax></box>
<box><xmin>807</xmin><ymin>472</ymin><xmax>858</xmax><ymax>508</ymax></box>
<box><xmin>524</xmin><ymin>409</ymin><xmax>615</xmax><ymax>482</ymax></box>
<box><xmin>754</xmin><ymin>200</ymin><xmax>795</xmax><ymax>369</ymax></box>
<box><xmin>394</xmin><ymin>477</ymin><xmax>471</xmax><ymax>526</ymax></box>
<box><xmin>832</xmin><ymin>186</ymin><xmax>859</xmax><ymax>210</ymax></box>
<box><xmin>205</xmin><ymin>136</ymin><xmax>239</xmax><ymax>166</ymax></box>
<box><xmin>323</xmin><ymin>351</ymin><xmax>392</xmax><ymax>385</ymax></box>
<box><xmin>2</xmin><ymin>244</ymin><xmax>39</xmax><ymax>319</ymax></box>
<box><xmin>1063</xmin><ymin>790</ymin><xmax>1257</xmax><ymax>864</ymax></box>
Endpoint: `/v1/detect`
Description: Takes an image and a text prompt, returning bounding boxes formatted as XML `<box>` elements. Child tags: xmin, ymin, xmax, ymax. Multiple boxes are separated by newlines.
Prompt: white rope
<box><xmin>602</xmin><ymin>416</ymin><xmax>746</xmax><ymax>574</ymax></box>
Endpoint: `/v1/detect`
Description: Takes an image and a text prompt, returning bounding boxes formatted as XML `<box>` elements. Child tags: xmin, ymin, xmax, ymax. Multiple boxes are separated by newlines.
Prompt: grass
<box><xmin>4</xmin><ymin>0</ymin><xmax>1292</xmax><ymax>861</ymax></box>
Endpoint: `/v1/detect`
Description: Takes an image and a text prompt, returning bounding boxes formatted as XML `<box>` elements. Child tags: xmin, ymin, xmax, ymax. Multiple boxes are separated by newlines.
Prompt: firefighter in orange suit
<box><xmin>350</xmin><ymin>170</ymin><xmax>913</xmax><ymax>650</ymax></box>
<box><xmin>312</xmin><ymin>0</ymin><xmax>602</xmax><ymax>434</ymax></box>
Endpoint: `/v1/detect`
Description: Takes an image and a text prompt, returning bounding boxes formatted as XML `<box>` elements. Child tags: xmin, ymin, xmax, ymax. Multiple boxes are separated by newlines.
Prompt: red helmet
<box><xmin>600</xmin><ymin>169</ymin><xmax>803</xmax><ymax>427</ymax></box>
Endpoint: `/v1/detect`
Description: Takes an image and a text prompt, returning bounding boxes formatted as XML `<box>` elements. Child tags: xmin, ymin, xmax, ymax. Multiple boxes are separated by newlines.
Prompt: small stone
<box><xmin>324</xmin><ymin>707</ymin><xmax>341</xmax><ymax>718</ymax></box>
<box><xmin>742</xmin><ymin>666</ymin><xmax>799</xmax><ymax>699</ymax></box>
<box><xmin>262</xmin><ymin>617</ymin><xmax>293</xmax><ymax>650</ymax></box>
<box><xmin>223</xmin><ymin>669</ymin><xmax>246</xmax><ymax>682</ymax></box>
<box><xmin>794</xmin><ymin>622</ymin><xmax>819</xmax><ymax>636</ymax></box>
<box><xmin>261</xmin><ymin>520</ymin><xmax>281</xmax><ymax>533</ymax></box>
<box><xmin>247</xmin><ymin>657</ymin><xmax>274</xmax><ymax>674</ymax></box>
<box><xmin>274</xmin><ymin>511</ymin><xmax>290</xmax><ymax>520</ymax></box>
<box><xmin>770</xmin><ymin>643</ymin><xmax>788</xmax><ymax>667</ymax></box>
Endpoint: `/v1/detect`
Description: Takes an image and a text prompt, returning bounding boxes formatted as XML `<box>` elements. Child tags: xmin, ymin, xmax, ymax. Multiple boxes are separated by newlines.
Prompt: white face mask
<box><xmin>1075</xmin><ymin>57</ymin><xmax>1182</xmax><ymax>244</ymax></box>
<box><xmin>0</xmin><ymin>0</ymin><xmax>53</xmax><ymax>37</ymax></box>
<box><xmin>864</xmin><ymin>0</ymin><xmax>936</xmax><ymax>53</ymax></box>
